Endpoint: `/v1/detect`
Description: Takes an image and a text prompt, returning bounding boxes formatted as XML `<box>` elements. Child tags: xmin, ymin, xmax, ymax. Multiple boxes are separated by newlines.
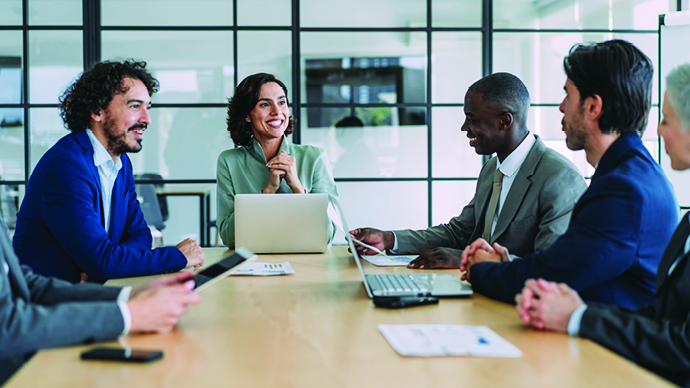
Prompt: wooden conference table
<box><xmin>6</xmin><ymin>247</ymin><xmax>674</xmax><ymax>387</ymax></box>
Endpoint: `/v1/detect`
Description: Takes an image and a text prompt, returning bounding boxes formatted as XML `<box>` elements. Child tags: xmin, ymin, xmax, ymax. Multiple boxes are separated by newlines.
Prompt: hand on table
<box><xmin>515</xmin><ymin>278</ymin><xmax>584</xmax><ymax>332</ymax></box>
<box><xmin>459</xmin><ymin>238</ymin><xmax>509</xmax><ymax>281</ymax></box>
<box><xmin>407</xmin><ymin>247</ymin><xmax>464</xmax><ymax>269</ymax></box>
<box><xmin>128</xmin><ymin>271</ymin><xmax>203</xmax><ymax>333</ymax></box>
<box><xmin>177</xmin><ymin>238</ymin><xmax>204</xmax><ymax>268</ymax></box>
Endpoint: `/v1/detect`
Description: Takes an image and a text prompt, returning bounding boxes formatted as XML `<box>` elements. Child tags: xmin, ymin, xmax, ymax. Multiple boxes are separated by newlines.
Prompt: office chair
<box><xmin>136</xmin><ymin>183</ymin><xmax>166</xmax><ymax>231</ymax></box>
<box><xmin>134</xmin><ymin>173</ymin><xmax>169</xmax><ymax>222</ymax></box>
<box><xmin>0</xmin><ymin>184</ymin><xmax>18</xmax><ymax>231</ymax></box>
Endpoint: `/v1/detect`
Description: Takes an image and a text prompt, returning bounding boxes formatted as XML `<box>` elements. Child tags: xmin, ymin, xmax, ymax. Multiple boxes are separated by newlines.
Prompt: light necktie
<box><xmin>484</xmin><ymin>168</ymin><xmax>504</xmax><ymax>242</ymax></box>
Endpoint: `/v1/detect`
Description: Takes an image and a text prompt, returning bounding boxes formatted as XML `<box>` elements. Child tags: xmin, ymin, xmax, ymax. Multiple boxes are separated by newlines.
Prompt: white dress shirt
<box><xmin>86</xmin><ymin>129</ymin><xmax>122</xmax><ymax>233</ymax></box>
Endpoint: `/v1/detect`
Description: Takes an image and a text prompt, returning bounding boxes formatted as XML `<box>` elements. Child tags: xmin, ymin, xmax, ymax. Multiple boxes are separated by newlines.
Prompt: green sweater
<box><xmin>216</xmin><ymin>136</ymin><xmax>339</xmax><ymax>247</ymax></box>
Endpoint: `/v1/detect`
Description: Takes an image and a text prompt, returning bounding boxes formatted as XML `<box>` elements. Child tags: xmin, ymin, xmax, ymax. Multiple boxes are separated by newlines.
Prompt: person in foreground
<box><xmin>216</xmin><ymin>73</ymin><xmax>339</xmax><ymax>247</ymax></box>
<box><xmin>12</xmin><ymin>60</ymin><xmax>204</xmax><ymax>283</ymax></box>
<box><xmin>0</xmin><ymin>217</ymin><xmax>201</xmax><ymax>384</ymax></box>
<box><xmin>461</xmin><ymin>40</ymin><xmax>678</xmax><ymax>310</ymax></box>
<box><xmin>515</xmin><ymin>63</ymin><xmax>690</xmax><ymax>388</ymax></box>
<box><xmin>350</xmin><ymin>73</ymin><xmax>586</xmax><ymax>267</ymax></box>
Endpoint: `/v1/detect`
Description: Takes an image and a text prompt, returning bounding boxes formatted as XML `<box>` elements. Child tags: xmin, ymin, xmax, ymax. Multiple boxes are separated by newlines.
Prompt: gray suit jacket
<box><xmin>394</xmin><ymin>135</ymin><xmax>587</xmax><ymax>257</ymax></box>
<box><xmin>0</xmin><ymin>218</ymin><xmax>124</xmax><ymax>384</ymax></box>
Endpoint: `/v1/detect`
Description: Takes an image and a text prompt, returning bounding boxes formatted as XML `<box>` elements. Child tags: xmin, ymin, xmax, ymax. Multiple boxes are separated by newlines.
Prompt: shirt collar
<box><xmin>496</xmin><ymin>132</ymin><xmax>535</xmax><ymax>177</ymax></box>
<box><xmin>86</xmin><ymin>128</ymin><xmax>122</xmax><ymax>170</ymax></box>
<box><xmin>250</xmin><ymin>135</ymin><xmax>291</xmax><ymax>162</ymax></box>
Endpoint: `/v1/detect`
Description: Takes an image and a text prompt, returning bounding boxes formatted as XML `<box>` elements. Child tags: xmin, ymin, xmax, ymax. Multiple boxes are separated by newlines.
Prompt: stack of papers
<box><xmin>231</xmin><ymin>262</ymin><xmax>295</xmax><ymax>276</ymax></box>
<box><xmin>361</xmin><ymin>255</ymin><xmax>416</xmax><ymax>267</ymax></box>
<box><xmin>378</xmin><ymin>324</ymin><xmax>522</xmax><ymax>358</ymax></box>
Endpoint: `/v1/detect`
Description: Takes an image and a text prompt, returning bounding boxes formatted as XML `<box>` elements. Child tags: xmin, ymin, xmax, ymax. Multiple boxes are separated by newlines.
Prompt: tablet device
<box><xmin>193</xmin><ymin>247</ymin><xmax>257</xmax><ymax>293</ymax></box>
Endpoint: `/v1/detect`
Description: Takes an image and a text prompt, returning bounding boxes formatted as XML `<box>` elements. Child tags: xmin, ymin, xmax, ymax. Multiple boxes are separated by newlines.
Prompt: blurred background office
<box><xmin>0</xmin><ymin>0</ymin><xmax>686</xmax><ymax>247</ymax></box>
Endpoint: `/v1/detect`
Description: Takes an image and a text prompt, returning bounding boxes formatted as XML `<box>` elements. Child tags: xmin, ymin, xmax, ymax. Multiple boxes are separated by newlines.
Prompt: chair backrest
<box><xmin>136</xmin><ymin>183</ymin><xmax>165</xmax><ymax>231</ymax></box>
<box><xmin>0</xmin><ymin>185</ymin><xmax>18</xmax><ymax>229</ymax></box>
<box><xmin>134</xmin><ymin>173</ymin><xmax>168</xmax><ymax>222</ymax></box>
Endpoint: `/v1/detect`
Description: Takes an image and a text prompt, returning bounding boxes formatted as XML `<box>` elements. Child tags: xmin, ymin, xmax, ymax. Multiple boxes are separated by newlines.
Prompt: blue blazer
<box><xmin>12</xmin><ymin>131</ymin><xmax>186</xmax><ymax>283</ymax></box>
<box><xmin>470</xmin><ymin>133</ymin><xmax>678</xmax><ymax>309</ymax></box>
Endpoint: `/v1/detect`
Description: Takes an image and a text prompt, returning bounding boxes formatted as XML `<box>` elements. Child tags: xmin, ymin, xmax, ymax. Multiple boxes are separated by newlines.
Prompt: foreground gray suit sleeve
<box><xmin>0</xmin><ymin>218</ymin><xmax>124</xmax><ymax>383</ymax></box>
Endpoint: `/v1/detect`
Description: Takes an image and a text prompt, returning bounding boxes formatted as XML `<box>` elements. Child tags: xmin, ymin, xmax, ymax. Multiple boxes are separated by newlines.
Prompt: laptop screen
<box><xmin>330</xmin><ymin>200</ymin><xmax>375</xmax><ymax>299</ymax></box>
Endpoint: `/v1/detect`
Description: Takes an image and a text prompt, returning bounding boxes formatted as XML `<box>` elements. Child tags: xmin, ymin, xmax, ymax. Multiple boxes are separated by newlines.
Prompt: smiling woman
<box><xmin>216</xmin><ymin>73</ymin><xmax>339</xmax><ymax>247</ymax></box>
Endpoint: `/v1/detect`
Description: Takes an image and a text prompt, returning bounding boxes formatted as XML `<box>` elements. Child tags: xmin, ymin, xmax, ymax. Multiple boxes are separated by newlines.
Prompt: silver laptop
<box><xmin>332</xmin><ymin>201</ymin><xmax>473</xmax><ymax>298</ymax></box>
<box><xmin>235</xmin><ymin>193</ymin><xmax>329</xmax><ymax>254</ymax></box>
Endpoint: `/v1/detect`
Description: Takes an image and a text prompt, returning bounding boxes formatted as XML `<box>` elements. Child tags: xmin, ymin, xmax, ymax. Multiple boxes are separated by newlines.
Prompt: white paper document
<box><xmin>361</xmin><ymin>255</ymin><xmax>417</xmax><ymax>267</ymax></box>
<box><xmin>231</xmin><ymin>262</ymin><xmax>295</xmax><ymax>276</ymax></box>
<box><xmin>378</xmin><ymin>324</ymin><xmax>522</xmax><ymax>358</ymax></box>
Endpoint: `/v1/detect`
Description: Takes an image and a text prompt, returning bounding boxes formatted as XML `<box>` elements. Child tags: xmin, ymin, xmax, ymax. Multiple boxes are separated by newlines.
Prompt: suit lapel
<box><xmin>657</xmin><ymin>213</ymin><xmax>690</xmax><ymax>287</ymax></box>
<box><xmin>473</xmin><ymin>158</ymin><xmax>497</xmax><ymax>240</ymax></box>
<box><xmin>490</xmin><ymin>135</ymin><xmax>544</xmax><ymax>243</ymax></box>
<box><xmin>73</xmin><ymin>132</ymin><xmax>106</xmax><ymax>229</ymax></box>
<box><xmin>108</xmin><ymin>161</ymin><xmax>126</xmax><ymax>243</ymax></box>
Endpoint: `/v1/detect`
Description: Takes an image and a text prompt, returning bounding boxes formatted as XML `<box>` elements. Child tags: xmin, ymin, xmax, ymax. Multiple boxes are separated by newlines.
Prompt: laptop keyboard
<box><xmin>372</xmin><ymin>274</ymin><xmax>428</xmax><ymax>295</ymax></box>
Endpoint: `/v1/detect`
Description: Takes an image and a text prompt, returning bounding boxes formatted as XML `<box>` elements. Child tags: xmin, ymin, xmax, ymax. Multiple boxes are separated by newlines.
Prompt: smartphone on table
<box><xmin>80</xmin><ymin>347</ymin><xmax>163</xmax><ymax>363</ymax></box>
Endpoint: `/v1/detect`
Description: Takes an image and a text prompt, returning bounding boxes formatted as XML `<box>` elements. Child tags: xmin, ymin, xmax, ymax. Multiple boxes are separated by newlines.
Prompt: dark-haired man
<box><xmin>12</xmin><ymin>60</ymin><xmax>204</xmax><ymax>283</ymax></box>
<box><xmin>463</xmin><ymin>40</ymin><xmax>678</xmax><ymax>310</ymax></box>
<box><xmin>351</xmin><ymin>73</ymin><xmax>587</xmax><ymax>268</ymax></box>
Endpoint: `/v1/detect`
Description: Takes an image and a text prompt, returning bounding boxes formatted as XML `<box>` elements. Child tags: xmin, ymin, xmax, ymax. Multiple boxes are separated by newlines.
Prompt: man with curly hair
<box><xmin>12</xmin><ymin>59</ymin><xmax>204</xmax><ymax>283</ymax></box>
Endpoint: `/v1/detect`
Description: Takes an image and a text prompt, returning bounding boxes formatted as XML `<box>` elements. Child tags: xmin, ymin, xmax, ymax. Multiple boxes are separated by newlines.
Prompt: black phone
<box><xmin>81</xmin><ymin>347</ymin><xmax>163</xmax><ymax>363</ymax></box>
<box><xmin>373</xmin><ymin>296</ymin><xmax>439</xmax><ymax>309</ymax></box>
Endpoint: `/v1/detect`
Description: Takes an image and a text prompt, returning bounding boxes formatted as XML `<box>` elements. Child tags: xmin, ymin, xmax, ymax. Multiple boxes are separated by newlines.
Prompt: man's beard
<box><xmin>102</xmin><ymin>115</ymin><xmax>144</xmax><ymax>156</ymax></box>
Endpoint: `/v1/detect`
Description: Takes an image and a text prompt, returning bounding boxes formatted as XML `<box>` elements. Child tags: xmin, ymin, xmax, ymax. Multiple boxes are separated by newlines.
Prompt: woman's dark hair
<box><xmin>59</xmin><ymin>59</ymin><xmax>159</xmax><ymax>132</ymax></box>
<box><xmin>226</xmin><ymin>73</ymin><xmax>295</xmax><ymax>147</ymax></box>
<box><xmin>563</xmin><ymin>39</ymin><xmax>653</xmax><ymax>136</ymax></box>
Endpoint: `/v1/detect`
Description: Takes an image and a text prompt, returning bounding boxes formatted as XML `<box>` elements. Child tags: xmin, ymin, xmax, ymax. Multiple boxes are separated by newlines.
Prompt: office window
<box><xmin>29</xmin><ymin>108</ymin><xmax>64</xmax><ymax>172</ymax></box>
<box><xmin>237</xmin><ymin>31</ymin><xmax>292</xmax><ymax>91</ymax></box>
<box><xmin>134</xmin><ymin>107</ymin><xmax>230</xmax><ymax>180</ymax></box>
<box><xmin>237</xmin><ymin>0</ymin><xmax>291</xmax><ymax>26</ymax></box>
<box><xmin>333</xmin><ymin>181</ymin><xmax>428</xmax><ymax>243</ymax></box>
<box><xmin>432</xmin><ymin>0</ymin><xmax>482</xmax><ymax>27</ymax></box>
<box><xmin>494</xmin><ymin>0</ymin><xmax>669</xmax><ymax>30</ymax></box>
<box><xmin>301</xmin><ymin>0</ymin><xmax>427</xmax><ymax>28</ymax></box>
<box><xmin>493</xmin><ymin>32</ymin><xmax>660</xmax><ymax>105</ymax></box>
<box><xmin>0</xmin><ymin>0</ymin><xmax>22</xmax><ymax>25</ymax></box>
<box><xmin>28</xmin><ymin>30</ymin><xmax>83</xmax><ymax>104</ymax></box>
<box><xmin>432</xmin><ymin>181</ymin><xmax>477</xmax><ymax>225</ymax></box>
<box><xmin>101</xmin><ymin>0</ymin><xmax>233</xmax><ymax>26</ymax></box>
<box><xmin>301</xmin><ymin>108</ymin><xmax>428</xmax><ymax>179</ymax></box>
<box><xmin>28</xmin><ymin>0</ymin><xmax>82</xmax><ymax>25</ymax></box>
<box><xmin>0</xmin><ymin>0</ymin><xmax>678</xmax><ymax>244</ymax></box>
<box><xmin>432</xmin><ymin>32</ymin><xmax>482</xmax><ymax>104</ymax></box>
<box><xmin>432</xmin><ymin>107</ymin><xmax>483</xmax><ymax>178</ymax></box>
<box><xmin>102</xmin><ymin>31</ymin><xmax>234</xmax><ymax>104</ymax></box>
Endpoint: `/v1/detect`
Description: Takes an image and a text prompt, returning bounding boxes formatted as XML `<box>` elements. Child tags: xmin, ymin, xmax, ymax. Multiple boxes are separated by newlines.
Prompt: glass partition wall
<box><xmin>0</xmin><ymin>0</ymin><xmax>678</xmax><ymax>245</ymax></box>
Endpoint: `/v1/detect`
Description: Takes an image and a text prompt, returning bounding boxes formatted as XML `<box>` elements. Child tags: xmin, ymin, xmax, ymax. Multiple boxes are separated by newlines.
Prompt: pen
<box><xmin>352</xmin><ymin>238</ymin><xmax>385</xmax><ymax>255</ymax></box>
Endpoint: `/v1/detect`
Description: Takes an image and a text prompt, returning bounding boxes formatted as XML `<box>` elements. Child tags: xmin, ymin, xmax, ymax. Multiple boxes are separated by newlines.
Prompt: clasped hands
<box><xmin>407</xmin><ymin>238</ymin><xmax>509</xmax><ymax>281</ymax></box>
<box><xmin>263</xmin><ymin>150</ymin><xmax>305</xmax><ymax>194</ymax></box>
<box><xmin>515</xmin><ymin>278</ymin><xmax>584</xmax><ymax>333</ymax></box>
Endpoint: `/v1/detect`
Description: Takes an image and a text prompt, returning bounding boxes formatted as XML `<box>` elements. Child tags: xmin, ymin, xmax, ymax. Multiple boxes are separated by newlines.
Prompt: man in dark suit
<box><xmin>514</xmin><ymin>63</ymin><xmax>690</xmax><ymax>387</ymax></box>
<box><xmin>350</xmin><ymin>73</ymin><xmax>587</xmax><ymax>267</ymax></box>
<box><xmin>12</xmin><ymin>60</ymin><xmax>204</xmax><ymax>283</ymax></box>
<box><xmin>462</xmin><ymin>40</ymin><xmax>678</xmax><ymax>310</ymax></box>
<box><xmin>0</xmin><ymin>216</ymin><xmax>202</xmax><ymax>384</ymax></box>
